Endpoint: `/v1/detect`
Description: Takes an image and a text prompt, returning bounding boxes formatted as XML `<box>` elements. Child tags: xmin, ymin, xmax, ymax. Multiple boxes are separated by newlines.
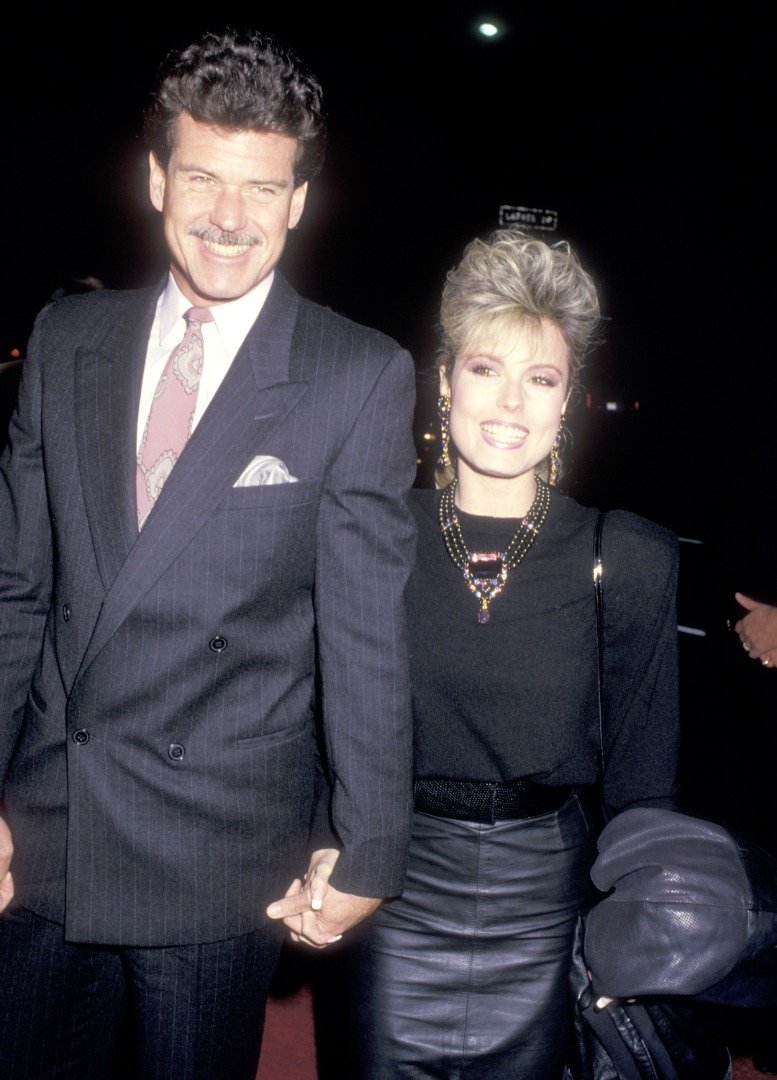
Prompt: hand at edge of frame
<box><xmin>0</xmin><ymin>815</ymin><xmax>14</xmax><ymax>913</ymax></box>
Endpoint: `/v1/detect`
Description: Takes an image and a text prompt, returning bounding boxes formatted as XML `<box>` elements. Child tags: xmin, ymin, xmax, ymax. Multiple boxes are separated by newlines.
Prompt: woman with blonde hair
<box><xmin>352</xmin><ymin>227</ymin><xmax>680</xmax><ymax>1077</ymax></box>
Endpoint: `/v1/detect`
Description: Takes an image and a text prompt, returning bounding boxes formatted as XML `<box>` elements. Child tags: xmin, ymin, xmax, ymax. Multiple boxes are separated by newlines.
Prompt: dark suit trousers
<box><xmin>0</xmin><ymin>906</ymin><xmax>284</xmax><ymax>1079</ymax></box>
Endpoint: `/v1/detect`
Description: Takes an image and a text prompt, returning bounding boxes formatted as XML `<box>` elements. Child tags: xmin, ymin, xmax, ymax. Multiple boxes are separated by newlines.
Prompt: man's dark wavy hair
<box><xmin>143</xmin><ymin>29</ymin><xmax>326</xmax><ymax>185</ymax></box>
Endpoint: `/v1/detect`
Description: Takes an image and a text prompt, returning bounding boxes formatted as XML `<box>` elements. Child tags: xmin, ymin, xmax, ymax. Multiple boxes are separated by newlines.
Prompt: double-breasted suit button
<box><xmin>168</xmin><ymin>743</ymin><xmax>185</xmax><ymax>761</ymax></box>
<box><xmin>72</xmin><ymin>729</ymin><xmax>90</xmax><ymax>745</ymax></box>
<box><xmin>62</xmin><ymin>604</ymin><xmax>72</xmax><ymax>621</ymax></box>
<box><xmin>209</xmin><ymin>636</ymin><xmax>227</xmax><ymax>652</ymax></box>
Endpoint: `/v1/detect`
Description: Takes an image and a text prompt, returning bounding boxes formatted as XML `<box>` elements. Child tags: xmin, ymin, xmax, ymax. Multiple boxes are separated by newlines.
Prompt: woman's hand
<box><xmin>266</xmin><ymin>849</ymin><xmax>380</xmax><ymax>948</ymax></box>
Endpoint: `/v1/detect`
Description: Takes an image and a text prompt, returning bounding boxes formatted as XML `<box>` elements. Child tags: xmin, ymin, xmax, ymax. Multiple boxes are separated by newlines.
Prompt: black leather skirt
<box><xmin>348</xmin><ymin>793</ymin><xmax>596</xmax><ymax>1079</ymax></box>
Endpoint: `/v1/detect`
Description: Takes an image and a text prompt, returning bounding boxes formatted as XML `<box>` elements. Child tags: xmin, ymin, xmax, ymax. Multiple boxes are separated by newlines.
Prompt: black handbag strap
<box><xmin>578</xmin><ymin>511</ymin><xmax>732</xmax><ymax>1080</ymax></box>
<box><xmin>593</xmin><ymin>510</ymin><xmax>606</xmax><ymax>778</ymax></box>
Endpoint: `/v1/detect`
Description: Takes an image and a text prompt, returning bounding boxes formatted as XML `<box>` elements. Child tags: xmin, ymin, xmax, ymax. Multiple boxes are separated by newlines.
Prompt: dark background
<box><xmin>3</xmin><ymin>4</ymin><xmax>772</xmax><ymax>537</ymax></box>
<box><xmin>2</xmin><ymin>6</ymin><xmax>775</xmax><ymax>839</ymax></box>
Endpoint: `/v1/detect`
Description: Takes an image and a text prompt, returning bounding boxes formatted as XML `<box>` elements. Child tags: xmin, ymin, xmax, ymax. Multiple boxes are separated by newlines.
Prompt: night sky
<box><xmin>3</xmin><ymin>6</ymin><xmax>772</xmax><ymax>538</ymax></box>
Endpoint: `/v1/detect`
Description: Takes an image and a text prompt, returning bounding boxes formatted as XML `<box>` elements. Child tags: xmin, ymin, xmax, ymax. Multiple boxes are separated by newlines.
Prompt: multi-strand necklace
<box><xmin>438</xmin><ymin>476</ymin><xmax>551</xmax><ymax>624</ymax></box>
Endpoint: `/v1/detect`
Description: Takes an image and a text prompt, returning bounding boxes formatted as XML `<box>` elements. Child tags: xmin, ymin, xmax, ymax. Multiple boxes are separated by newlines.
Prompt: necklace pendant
<box><xmin>467</xmin><ymin>552</ymin><xmax>503</xmax><ymax>578</ymax></box>
<box><xmin>466</xmin><ymin>552</ymin><xmax>506</xmax><ymax>624</ymax></box>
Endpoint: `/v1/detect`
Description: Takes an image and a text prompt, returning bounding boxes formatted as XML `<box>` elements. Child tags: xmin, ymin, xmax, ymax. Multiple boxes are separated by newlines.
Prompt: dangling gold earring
<box><xmin>438</xmin><ymin>395</ymin><xmax>451</xmax><ymax>468</ymax></box>
<box><xmin>549</xmin><ymin>419</ymin><xmax>564</xmax><ymax>486</ymax></box>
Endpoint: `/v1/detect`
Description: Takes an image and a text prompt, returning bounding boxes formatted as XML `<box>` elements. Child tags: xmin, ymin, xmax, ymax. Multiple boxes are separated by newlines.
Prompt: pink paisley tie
<box><xmin>136</xmin><ymin>306</ymin><xmax>213</xmax><ymax>528</ymax></box>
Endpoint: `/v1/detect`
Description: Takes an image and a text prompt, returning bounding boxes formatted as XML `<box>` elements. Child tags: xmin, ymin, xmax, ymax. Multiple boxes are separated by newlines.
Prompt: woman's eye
<box><xmin>470</xmin><ymin>363</ymin><xmax>496</xmax><ymax>376</ymax></box>
<box><xmin>530</xmin><ymin>374</ymin><xmax>559</xmax><ymax>387</ymax></box>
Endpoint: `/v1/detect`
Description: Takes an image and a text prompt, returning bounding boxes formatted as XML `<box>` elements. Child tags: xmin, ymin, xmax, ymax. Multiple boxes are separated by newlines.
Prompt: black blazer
<box><xmin>0</xmin><ymin>273</ymin><xmax>416</xmax><ymax>946</ymax></box>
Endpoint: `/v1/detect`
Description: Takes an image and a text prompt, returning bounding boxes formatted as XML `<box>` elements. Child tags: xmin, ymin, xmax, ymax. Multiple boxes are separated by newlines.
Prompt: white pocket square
<box><xmin>233</xmin><ymin>455</ymin><xmax>299</xmax><ymax>487</ymax></box>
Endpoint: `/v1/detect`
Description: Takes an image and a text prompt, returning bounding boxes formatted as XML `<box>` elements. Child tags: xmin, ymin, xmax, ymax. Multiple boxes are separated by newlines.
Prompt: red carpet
<box><xmin>257</xmin><ymin>984</ymin><xmax>318</xmax><ymax>1080</ymax></box>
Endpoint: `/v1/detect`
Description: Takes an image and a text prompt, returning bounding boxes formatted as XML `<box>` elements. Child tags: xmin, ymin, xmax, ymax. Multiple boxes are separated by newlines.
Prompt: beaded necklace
<box><xmin>438</xmin><ymin>476</ymin><xmax>550</xmax><ymax>624</ymax></box>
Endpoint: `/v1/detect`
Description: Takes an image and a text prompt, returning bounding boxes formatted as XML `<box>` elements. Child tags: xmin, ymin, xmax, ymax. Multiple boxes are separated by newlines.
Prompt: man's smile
<box><xmin>188</xmin><ymin>226</ymin><xmax>262</xmax><ymax>259</ymax></box>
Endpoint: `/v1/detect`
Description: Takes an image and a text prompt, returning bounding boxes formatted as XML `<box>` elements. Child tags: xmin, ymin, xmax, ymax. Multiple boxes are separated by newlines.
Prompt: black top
<box><xmin>407</xmin><ymin>486</ymin><xmax>680</xmax><ymax>818</ymax></box>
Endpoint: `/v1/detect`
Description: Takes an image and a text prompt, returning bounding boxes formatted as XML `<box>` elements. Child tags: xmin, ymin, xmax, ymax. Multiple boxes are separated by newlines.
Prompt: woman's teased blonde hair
<box><xmin>436</xmin><ymin>228</ymin><xmax>603</xmax><ymax>487</ymax></box>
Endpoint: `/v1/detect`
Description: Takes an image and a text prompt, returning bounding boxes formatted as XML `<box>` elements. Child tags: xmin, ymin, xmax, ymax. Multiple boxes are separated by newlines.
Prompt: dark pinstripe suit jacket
<box><xmin>0</xmin><ymin>273</ymin><xmax>416</xmax><ymax>946</ymax></box>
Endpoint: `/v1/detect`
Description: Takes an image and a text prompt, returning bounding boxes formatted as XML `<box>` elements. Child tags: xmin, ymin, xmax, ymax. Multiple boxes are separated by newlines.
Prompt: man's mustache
<box><xmin>188</xmin><ymin>226</ymin><xmax>263</xmax><ymax>247</ymax></box>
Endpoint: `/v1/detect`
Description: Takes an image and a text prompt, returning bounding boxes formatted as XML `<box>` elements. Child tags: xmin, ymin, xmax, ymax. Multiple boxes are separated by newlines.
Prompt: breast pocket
<box><xmin>218</xmin><ymin>477</ymin><xmax>320</xmax><ymax>511</ymax></box>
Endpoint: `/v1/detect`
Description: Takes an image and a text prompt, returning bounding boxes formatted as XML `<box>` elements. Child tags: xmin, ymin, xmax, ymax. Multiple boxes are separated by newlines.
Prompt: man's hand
<box><xmin>734</xmin><ymin>592</ymin><xmax>777</xmax><ymax>668</ymax></box>
<box><xmin>266</xmin><ymin>848</ymin><xmax>382</xmax><ymax>948</ymax></box>
<box><xmin>0</xmin><ymin>816</ymin><xmax>14</xmax><ymax>913</ymax></box>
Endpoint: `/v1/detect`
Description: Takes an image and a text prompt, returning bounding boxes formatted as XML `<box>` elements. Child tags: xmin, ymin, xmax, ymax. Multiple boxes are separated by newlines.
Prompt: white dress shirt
<box><xmin>136</xmin><ymin>272</ymin><xmax>274</xmax><ymax>452</ymax></box>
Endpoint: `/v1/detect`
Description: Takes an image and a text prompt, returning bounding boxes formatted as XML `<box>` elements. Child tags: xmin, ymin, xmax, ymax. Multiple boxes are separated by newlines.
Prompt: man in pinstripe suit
<box><xmin>0</xmin><ymin>29</ymin><xmax>415</xmax><ymax>1079</ymax></box>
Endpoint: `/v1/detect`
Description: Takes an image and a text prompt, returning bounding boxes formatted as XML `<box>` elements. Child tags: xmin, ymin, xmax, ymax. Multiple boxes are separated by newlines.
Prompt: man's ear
<box><xmin>148</xmin><ymin>152</ymin><xmax>166</xmax><ymax>213</ymax></box>
<box><xmin>288</xmin><ymin>182</ymin><xmax>308</xmax><ymax>229</ymax></box>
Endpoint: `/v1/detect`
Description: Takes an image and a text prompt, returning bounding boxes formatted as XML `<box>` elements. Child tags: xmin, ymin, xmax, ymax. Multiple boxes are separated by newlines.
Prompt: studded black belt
<box><xmin>413</xmin><ymin>777</ymin><xmax>573</xmax><ymax>824</ymax></box>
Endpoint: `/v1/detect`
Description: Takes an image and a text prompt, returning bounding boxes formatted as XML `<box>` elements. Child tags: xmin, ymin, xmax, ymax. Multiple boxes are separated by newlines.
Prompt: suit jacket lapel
<box><xmin>74</xmin><ymin>288</ymin><xmax>158</xmax><ymax>591</ymax></box>
<box><xmin>77</xmin><ymin>274</ymin><xmax>307</xmax><ymax>680</ymax></box>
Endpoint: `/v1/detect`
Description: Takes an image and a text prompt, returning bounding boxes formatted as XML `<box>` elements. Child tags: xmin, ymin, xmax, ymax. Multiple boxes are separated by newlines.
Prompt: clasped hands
<box><xmin>266</xmin><ymin>848</ymin><xmax>380</xmax><ymax>948</ymax></box>
<box><xmin>0</xmin><ymin>823</ymin><xmax>376</xmax><ymax>944</ymax></box>
<box><xmin>734</xmin><ymin>592</ymin><xmax>777</xmax><ymax>669</ymax></box>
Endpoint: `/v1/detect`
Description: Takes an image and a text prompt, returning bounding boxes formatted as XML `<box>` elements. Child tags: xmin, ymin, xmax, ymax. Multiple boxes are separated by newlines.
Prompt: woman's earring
<box><xmin>549</xmin><ymin>418</ymin><xmax>568</xmax><ymax>486</ymax></box>
<box><xmin>438</xmin><ymin>395</ymin><xmax>451</xmax><ymax>468</ymax></box>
